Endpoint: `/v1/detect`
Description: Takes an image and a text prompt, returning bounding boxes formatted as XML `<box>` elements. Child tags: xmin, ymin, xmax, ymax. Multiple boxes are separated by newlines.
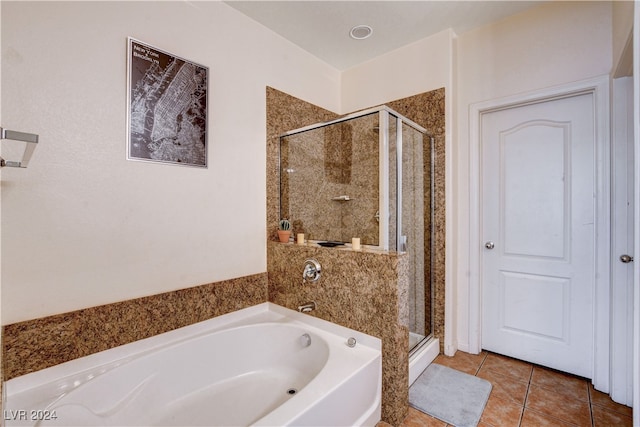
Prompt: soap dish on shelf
<box><xmin>317</xmin><ymin>241</ymin><xmax>344</xmax><ymax>248</ymax></box>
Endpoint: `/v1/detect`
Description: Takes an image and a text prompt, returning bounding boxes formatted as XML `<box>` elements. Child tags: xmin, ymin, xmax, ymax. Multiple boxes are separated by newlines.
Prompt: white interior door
<box><xmin>481</xmin><ymin>92</ymin><xmax>596</xmax><ymax>378</ymax></box>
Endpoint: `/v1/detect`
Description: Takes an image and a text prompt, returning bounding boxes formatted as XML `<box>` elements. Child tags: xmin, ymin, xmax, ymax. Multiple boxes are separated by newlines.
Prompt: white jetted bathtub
<box><xmin>4</xmin><ymin>303</ymin><xmax>382</xmax><ymax>426</ymax></box>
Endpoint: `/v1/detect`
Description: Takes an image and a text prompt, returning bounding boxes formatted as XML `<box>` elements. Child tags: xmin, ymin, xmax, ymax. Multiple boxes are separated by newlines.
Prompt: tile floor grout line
<box><xmin>524</xmin><ymin>407</ymin><xmax>584</xmax><ymax>427</ymax></box>
<box><xmin>588</xmin><ymin>381</ymin><xmax>595</xmax><ymax>427</ymax></box>
<box><xmin>516</xmin><ymin>401</ymin><xmax>525</xmax><ymax>427</ymax></box>
<box><xmin>519</xmin><ymin>363</ymin><xmax>534</xmax><ymax>427</ymax></box>
<box><xmin>475</xmin><ymin>351</ymin><xmax>528</xmax><ymax>427</ymax></box>
<box><xmin>474</xmin><ymin>352</ymin><xmax>488</xmax><ymax>426</ymax></box>
<box><xmin>474</xmin><ymin>351</ymin><xmax>488</xmax><ymax>376</ymax></box>
<box><xmin>590</xmin><ymin>400</ymin><xmax>634</xmax><ymax>418</ymax></box>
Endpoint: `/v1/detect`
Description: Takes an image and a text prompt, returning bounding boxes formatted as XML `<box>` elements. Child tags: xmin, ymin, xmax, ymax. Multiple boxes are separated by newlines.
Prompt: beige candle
<box><xmin>297</xmin><ymin>233</ymin><xmax>305</xmax><ymax>245</ymax></box>
<box><xmin>352</xmin><ymin>237</ymin><xmax>361</xmax><ymax>251</ymax></box>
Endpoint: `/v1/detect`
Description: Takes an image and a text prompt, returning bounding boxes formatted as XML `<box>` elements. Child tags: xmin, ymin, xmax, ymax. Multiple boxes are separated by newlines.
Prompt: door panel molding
<box><xmin>468</xmin><ymin>75</ymin><xmax>610</xmax><ymax>391</ymax></box>
<box><xmin>499</xmin><ymin>271</ymin><xmax>570</xmax><ymax>342</ymax></box>
<box><xmin>500</xmin><ymin>120</ymin><xmax>570</xmax><ymax>260</ymax></box>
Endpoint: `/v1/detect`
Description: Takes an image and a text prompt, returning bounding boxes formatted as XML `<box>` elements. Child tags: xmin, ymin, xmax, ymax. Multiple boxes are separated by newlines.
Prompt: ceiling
<box><xmin>225</xmin><ymin>1</ymin><xmax>545</xmax><ymax>70</ymax></box>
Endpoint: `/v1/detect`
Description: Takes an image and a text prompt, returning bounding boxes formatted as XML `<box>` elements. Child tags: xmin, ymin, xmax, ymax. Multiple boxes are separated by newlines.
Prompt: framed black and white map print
<box><xmin>127</xmin><ymin>38</ymin><xmax>208</xmax><ymax>167</ymax></box>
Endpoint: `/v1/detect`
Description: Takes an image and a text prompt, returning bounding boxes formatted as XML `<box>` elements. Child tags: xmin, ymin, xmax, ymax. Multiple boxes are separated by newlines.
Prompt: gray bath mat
<box><xmin>409</xmin><ymin>363</ymin><xmax>492</xmax><ymax>427</ymax></box>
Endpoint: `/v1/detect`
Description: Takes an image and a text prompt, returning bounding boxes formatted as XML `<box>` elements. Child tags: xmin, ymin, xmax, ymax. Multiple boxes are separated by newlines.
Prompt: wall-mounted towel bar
<box><xmin>1</xmin><ymin>127</ymin><xmax>39</xmax><ymax>168</ymax></box>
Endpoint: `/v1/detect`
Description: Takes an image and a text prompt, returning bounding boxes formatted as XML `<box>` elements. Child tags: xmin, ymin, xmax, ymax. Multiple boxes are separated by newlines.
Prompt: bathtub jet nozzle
<box><xmin>299</xmin><ymin>333</ymin><xmax>312</xmax><ymax>348</ymax></box>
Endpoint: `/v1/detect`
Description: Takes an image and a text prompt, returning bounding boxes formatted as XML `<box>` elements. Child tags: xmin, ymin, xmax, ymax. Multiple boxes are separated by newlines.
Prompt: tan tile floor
<box><xmin>397</xmin><ymin>351</ymin><xmax>634</xmax><ymax>427</ymax></box>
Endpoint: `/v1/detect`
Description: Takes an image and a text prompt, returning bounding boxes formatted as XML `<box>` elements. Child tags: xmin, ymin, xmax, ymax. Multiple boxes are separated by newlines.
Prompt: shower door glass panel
<box><xmin>402</xmin><ymin>122</ymin><xmax>433</xmax><ymax>352</ymax></box>
<box><xmin>280</xmin><ymin>112</ymin><xmax>381</xmax><ymax>245</ymax></box>
<box><xmin>387</xmin><ymin>114</ymin><xmax>398</xmax><ymax>251</ymax></box>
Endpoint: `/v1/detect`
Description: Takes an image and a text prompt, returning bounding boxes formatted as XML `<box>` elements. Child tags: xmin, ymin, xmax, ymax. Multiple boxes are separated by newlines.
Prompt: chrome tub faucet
<box><xmin>298</xmin><ymin>301</ymin><xmax>316</xmax><ymax>313</ymax></box>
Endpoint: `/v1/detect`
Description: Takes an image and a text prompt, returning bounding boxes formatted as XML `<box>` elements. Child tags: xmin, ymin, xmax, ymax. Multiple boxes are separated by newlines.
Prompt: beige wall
<box><xmin>341</xmin><ymin>29</ymin><xmax>455</xmax><ymax>113</ymax></box>
<box><xmin>454</xmin><ymin>1</ymin><xmax>613</xmax><ymax>351</ymax></box>
<box><xmin>1</xmin><ymin>1</ymin><xmax>340</xmax><ymax>324</ymax></box>
<box><xmin>612</xmin><ymin>0</ymin><xmax>634</xmax><ymax>76</ymax></box>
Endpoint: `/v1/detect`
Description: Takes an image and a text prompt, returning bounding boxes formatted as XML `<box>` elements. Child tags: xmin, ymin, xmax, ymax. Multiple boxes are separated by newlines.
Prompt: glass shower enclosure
<box><xmin>279</xmin><ymin>106</ymin><xmax>434</xmax><ymax>355</ymax></box>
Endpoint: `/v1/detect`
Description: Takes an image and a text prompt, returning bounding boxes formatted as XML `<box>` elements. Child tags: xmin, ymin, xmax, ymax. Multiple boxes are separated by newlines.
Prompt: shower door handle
<box><xmin>484</xmin><ymin>241</ymin><xmax>495</xmax><ymax>250</ymax></box>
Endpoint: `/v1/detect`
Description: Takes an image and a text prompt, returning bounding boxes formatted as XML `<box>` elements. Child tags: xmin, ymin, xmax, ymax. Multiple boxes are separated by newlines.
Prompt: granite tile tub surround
<box><xmin>3</xmin><ymin>273</ymin><xmax>268</xmax><ymax>380</ymax></box>
<box><xmin>268</xmin><ymin>242</ymin><xmax>409</xmax><ymax>426</ymax></box>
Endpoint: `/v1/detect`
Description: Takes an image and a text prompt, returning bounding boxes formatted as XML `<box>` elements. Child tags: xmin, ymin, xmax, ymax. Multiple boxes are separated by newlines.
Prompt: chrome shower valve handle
<box><xmin>302</xmin><ymin>259</ymin><xmax>321</xmax><ymax>283</ymax></box>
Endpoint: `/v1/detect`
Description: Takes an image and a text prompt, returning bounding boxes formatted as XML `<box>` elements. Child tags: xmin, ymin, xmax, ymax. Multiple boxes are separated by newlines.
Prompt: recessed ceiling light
<box><xmin>349</xmin><ymin>25</ymin><xmax>373</xmax><ymax>40</ymax></box>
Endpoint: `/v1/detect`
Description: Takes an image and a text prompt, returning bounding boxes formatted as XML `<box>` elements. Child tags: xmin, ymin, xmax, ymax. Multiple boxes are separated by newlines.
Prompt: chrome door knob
<box><xmin>620</xmin><ymin>254</ymin><xmax>634</xmax><ymax>263</ymax></box>
<box><xmin>485</xmin><ymin>241</ymin><xmax>495</xmax><ymax>250</ymax></box>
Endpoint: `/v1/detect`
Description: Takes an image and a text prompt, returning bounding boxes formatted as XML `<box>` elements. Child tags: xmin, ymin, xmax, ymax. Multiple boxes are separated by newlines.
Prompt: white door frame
<box><xmin>611</xmin><ymin>76</ymin><xmax>634</xmax><ymax>405</ymax></box>
<box><xmin>468</xmin><ymin>75</ymin><xmax>611</xmax><ymax>391</ymax></box>
<box><xmin>632</xmin><ymin>2</ymin><xmax>639</xmax><ymax>424</ymax></box>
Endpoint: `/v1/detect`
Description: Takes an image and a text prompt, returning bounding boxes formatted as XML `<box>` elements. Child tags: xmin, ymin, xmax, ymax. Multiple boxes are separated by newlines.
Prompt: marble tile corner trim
<box><xmin>3</xmin><ymin>273</ymin><xmax>268</xmax><ymax>380</ymax></box>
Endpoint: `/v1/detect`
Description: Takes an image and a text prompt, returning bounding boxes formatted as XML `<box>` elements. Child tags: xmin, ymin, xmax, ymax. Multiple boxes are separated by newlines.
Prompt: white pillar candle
<box><xmin>352</xmin><ymin>237</ymin><xmax>361</xmax><ymax>251</ymax></box>
<box><xmin>297</xmin><ymin>233</ymin><xmax>305</xmax><ymax>245</ymax></box>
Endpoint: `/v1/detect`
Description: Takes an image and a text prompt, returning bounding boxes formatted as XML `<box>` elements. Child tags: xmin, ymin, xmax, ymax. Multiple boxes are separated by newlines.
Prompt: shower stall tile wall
<box><xmin>266</xmin><ymin>87</ymin><xmax>339</xmax><ymax>242</ymax></box>
<box><xmin>2</xmin><ymin>274</ymin><xmax>268</xmax><ymax>380</ymax></box>
<box><xmin>281</xmin><ymin>113</ymin><xmax>381</xmax><ymax>245</ymax></box>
